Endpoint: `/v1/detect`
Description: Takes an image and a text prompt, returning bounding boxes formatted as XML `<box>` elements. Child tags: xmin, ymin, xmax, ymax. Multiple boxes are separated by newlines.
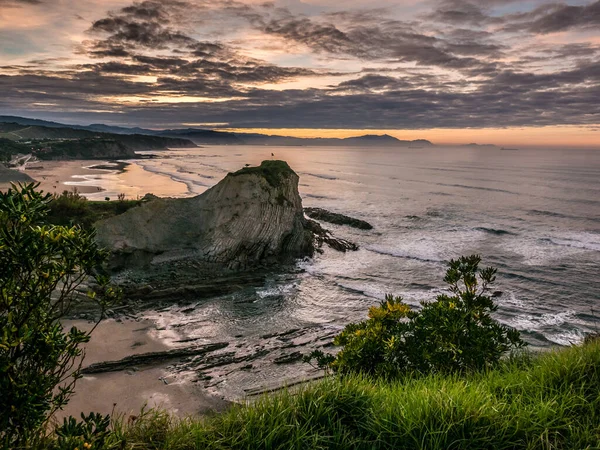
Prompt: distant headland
<box><xmin>0</xmin><ymin>115</ymin><xmax>432</xmax><ymax>149</ymax></box>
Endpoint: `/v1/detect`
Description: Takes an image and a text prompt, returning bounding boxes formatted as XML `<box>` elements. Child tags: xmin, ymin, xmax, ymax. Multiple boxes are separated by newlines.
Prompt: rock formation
<box><xmin>304</xmin><ymin>207</ymin><xmax>373</xmax><ymax>230</ymax></box>
<box><xmin>96</xmin><ymin>160</ymin><xmax>336</xmax><ymax>271</ymax></box>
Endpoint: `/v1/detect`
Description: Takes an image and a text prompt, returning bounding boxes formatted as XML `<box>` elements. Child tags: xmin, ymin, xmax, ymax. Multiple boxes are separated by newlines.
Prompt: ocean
<box><xmin>69</xmin><ymin>145</ymin><xmax>600</xmax><ymax>397</ymax></box>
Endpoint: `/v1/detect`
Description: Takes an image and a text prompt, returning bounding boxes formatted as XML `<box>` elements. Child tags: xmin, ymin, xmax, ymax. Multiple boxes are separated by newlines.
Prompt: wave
<box><xmin>542</xmin><ymin>234</ymin><xmax>600</xmax><ymax>252</ymax></box>
<box><xmin>475</xmin><ymin>226</ymin><xmax>516</xmax><ymax>236</ymax></box>
<box><xmin>300</xmin><ymin>172</ymin><xmax>338</xmax><ymax>181</ymax></box>
<box><xmin>137</xmin><ymin>162</ymin><xmax>211</xmax><ymax>194</ymax></box>
<box><xmin>507</xmin><ymin>310</ymin><xmax>578</xmax><ymax>331</ymax></box>
<box><xmin>502</xmin><ymin>232</ymin><xmax>599</xmax><ymax>266</ymax></box>
<box><xmin>435</xmin><ymin>182</ymin><xmax>517</xmax><ymax>195</ymax></box>
<box><xmin>544</xmin><ymin>329</ymin><xmax>586</xmax><ymax>346</ymax></box>
<box><xmin>365</xmin><ymin>246</ymin><xmax>444</xmax><ymax>263</ymax></box>
<box><xmin>303</xmin><ymin>193</ymin><xmax>337</xmax><ymax>200</ymax></box>
<box><xmin>527</xmin><ymin>209</ymin><xmax>586</xmax><ymax>220</ymax></box>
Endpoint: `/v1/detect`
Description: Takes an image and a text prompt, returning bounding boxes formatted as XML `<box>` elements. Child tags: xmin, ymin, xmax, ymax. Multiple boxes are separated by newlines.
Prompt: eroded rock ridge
<box><xmin>96</xmin><ymin>160</ymin><xmax>334</xmax><ymax>271</ymax></box>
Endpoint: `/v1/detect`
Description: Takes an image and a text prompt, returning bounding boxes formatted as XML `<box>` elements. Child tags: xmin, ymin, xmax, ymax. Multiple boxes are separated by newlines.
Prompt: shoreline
<box><xmin>1</xmin><ymin>158</ymin><xmax>189</xmax><ymax>199</ymax></box>
<box><xmin>56</xmin><ymin>318</ymin><xmax>231</xmax><ymax>421</ymax></box>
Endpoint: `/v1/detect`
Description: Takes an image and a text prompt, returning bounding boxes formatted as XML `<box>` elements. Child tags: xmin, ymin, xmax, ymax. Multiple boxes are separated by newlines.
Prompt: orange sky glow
<box><xmin>223</xmin><ymin>126</ymin><xmax>600</xmax><ymax>148</ymax></box>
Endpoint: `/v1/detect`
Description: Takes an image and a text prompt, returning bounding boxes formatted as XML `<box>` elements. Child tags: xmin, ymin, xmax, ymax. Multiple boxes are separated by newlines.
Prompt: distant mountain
<box><xmin>86</xmin><ymin>123</ymin><xmax>157</xmax><ymax>135</ymax></box>
<box><xmin>0</xmin><ymin>116</ymin><xmax>159</xmax><ymax>136</ymax></box>
<box><xmin>206</xmin><ymin>132</ymin><xmax>433</xmax><ymax>147</ymax></box>
<box><xmin>0</xmin><ymin>115</ymin><xmax>434</xmax><ymax>147</ymax></box>
<box><xmin>0</xmin><ymin>115</ymin><xmax>85</xmax><ymax>129</ymax></box>
<box><xmin>158</xmin><ymin>129</ymin><xmax>245</xmax><ymax>145</ymax></box>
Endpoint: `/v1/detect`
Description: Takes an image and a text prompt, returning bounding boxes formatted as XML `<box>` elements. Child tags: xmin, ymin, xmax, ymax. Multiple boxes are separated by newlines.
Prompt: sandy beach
<box><xmin>56</xmin><ymin>318</ymin><xmax>230</xmax><ymax>422</ymax></box>
<box><xmin>0</xmin><ymin>159</ymin><xmax>189</xmax><ymax>200</ymax></box>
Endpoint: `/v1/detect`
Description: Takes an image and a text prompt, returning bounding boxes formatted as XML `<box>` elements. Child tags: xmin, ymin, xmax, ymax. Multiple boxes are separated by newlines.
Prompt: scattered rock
<box><xmin>305</xmin><ymin>219</ymin><xmax>359</xmax><ymax>252</ymax></box>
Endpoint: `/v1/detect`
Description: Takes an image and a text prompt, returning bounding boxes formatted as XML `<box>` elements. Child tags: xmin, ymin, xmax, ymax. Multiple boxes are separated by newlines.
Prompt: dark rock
<box><xmin>273</xmin><ymin>351</ymin><xmax>303</xmax><ymax>364</ymax></box>
<box><xmin>81</xmin><ymin>342</ymin><xmax>229</xmax><ymax>374</ymax></box>
<box><xmin>304</xmin><ymin>207</ymin><xmax>373</xmax><ymax>230</ymax></box>
<box><xmin>305</xmin><ymin>219</ymin><xmax>359</xmax><ymax>252</ymax></box>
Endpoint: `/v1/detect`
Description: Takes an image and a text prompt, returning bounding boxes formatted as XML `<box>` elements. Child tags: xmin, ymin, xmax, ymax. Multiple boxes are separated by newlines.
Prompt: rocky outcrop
<box><xmin>96</xmin><ymin>161</ymin><xmax>324</xmax><ymax>271</ymax></box>
<box><xmin>304</xmin><ymin>207</ymin><xmax>373</xmax><ymax>230</ymax></box>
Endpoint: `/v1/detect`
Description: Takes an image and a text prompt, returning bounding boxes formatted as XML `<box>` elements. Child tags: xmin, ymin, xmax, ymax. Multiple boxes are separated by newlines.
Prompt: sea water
<box><xmin>74</xmin><ymin>145</ymin><xmax>600</xmax><ymax>395</ymax></box>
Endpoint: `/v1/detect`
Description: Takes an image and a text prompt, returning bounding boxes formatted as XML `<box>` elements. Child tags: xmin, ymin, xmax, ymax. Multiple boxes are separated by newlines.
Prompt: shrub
<box><xmin>51</xmin><ymin>412</ymin><xmax>113</xmax><ymax>450</ymax></box>
<box><xmin>308</xmin><ymin>255</ymin><xmax>525</xmax><ymax>378</ymax></box>
<box><xmin>47</xmin><ymin>190</ymin><xmax>141</xmax><ymax>229</ymax></box>
<box><xmin>47</xmin><ymin>190</ymin><xmax>91</xmax><ymax>227</ymax></box>
<box><xmin>0</xmin><ymin>183</ymin><xmax>119</xmax><ymax>447</ymax></box>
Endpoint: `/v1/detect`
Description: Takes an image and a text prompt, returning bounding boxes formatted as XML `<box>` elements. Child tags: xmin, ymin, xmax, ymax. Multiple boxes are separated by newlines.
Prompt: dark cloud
<box><xmin>525</xmin><ymin>1</ymin><xmax>600</xmax><ymax>34</ymax></box>
<box><xmin>89</xmin><ymin>17</ymin><xmax>197</xmax><ymax>50</ymax></box>
<box><xmin>2</xmin><ymin>55</ymin><xmax>598</xmax><ymax>130</ymax></box>
<box><xmin>77</xmin><ymin>61</ymin><xmax>154</xmax><ymax>75</ymax></box>
<box><xmin>80</xmin><ymin>0</ymin><xmax>335</xmax><ymax>87</ymax></box>
<box><xmin>251</xmin><ymin>11</ymin><xmax>502</xmax><ymax>73</ymax></box>
<box><xmin>334</xmin><ymin>74</ymin><xmax>415</xmax><ymax>92</ymax></box>
<box><xmin>426</xmin><ymin>0</ymin><xmax>496</xmax><ymax>26</ymax></box>
<box><xmin>88</xmin><ymin>46</ymin><xmax>132</xmax><ymax>58</ymax></box>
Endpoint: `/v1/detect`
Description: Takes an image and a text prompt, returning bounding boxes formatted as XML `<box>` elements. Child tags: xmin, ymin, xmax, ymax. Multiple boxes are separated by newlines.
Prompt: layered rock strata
<box><xmin>96</xmin><ymin>160</ymin><xmax>346</xmax><ymax>271</ymax></box>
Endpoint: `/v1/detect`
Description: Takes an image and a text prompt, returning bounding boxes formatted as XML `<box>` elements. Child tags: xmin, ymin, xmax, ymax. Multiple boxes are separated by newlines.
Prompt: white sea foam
<box><xmin>544</xmin><ymin>329</ymin><xmax>585</xmax><ymax>346</ymax></box>
<box><xmin>365</xmin><ymin>229</ymin><xmax>487</xmax><ymax>264</ymax></box>
<box><xmin>503</xmin><ymin>231</ymin><xmax>599</xmax><ymax>265</ymax></box>
<box><xmin>508</xmin><ymin>310</ymin><xmax>577</xmax><ymax>331</ymax></box>
<box><xmin>548</xmin><ymin>232</ymin><xmax>600</xmax><ymax>252</ymax></box>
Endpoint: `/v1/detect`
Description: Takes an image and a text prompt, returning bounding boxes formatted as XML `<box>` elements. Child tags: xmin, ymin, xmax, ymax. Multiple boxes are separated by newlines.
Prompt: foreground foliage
<box><xmin>38</xmin><ymin>341</ymin><xmax>600</xmax><ymax>449</ymax></box>
<box><xmin>47</xmin><ymin>190</ymin><xmax>141</xmax><ymax>229</ymax></box>
<box><xmin>308</xmin><ymin>255</ymin><xmax>525</xmax><ymax>378</ymax></box>
<box><xmin>0</xmin><ymin>183</ymin><xmax>118</xmax><ymax>448</ymax></box>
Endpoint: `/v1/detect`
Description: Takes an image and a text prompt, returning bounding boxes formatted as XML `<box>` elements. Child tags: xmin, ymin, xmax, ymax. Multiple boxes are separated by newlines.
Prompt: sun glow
<box><xmin>222</xmin><ymin>126</ymin><xmax>600</xmax><ymax>148</ymax></box>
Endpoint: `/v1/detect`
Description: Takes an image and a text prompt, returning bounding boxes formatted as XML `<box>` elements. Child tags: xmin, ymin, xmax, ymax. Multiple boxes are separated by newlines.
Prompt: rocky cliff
<box><xmin>96</xmin><ymin>161</ymin><xmax>316</xmax><ymax>270</ymax></box>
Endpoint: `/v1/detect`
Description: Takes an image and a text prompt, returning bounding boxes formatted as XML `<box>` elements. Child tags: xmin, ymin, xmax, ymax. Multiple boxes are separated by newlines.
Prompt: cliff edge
<box><xmin>96</xmin><ymin>160</ymin><xmax>315</xmax><ymax>270</ymax></box>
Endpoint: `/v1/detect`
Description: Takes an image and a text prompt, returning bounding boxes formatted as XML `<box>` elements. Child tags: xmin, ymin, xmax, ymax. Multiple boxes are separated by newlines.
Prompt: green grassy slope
<box><xmin>42</xmin><ymin>341</ymin><xmax>600</xmax><ymax>449</ymax></box>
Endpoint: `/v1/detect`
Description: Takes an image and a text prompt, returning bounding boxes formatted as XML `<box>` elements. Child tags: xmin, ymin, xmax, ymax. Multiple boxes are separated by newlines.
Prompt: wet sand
<box><xmin>56</xmin><ymin>319</ymin><xmax>230</xmax><ymax>421</ymax></box>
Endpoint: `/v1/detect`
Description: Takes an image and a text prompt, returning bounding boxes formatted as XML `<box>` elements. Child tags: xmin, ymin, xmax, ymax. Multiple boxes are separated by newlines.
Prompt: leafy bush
<box><xmin>47</xmin><ymin>190</ymin><xmax>141</xmax><ymax>229</ymax></box>
<box><xmin>51</xmin><ymin>412</ymin><xmax>113</xmax><ymax>450</ymax></box>
<box><xmin>0</xmin><ymin>183</ymin><xmax>119</xmax><ymax>447</ymax></box>
<box><xmin>308</xmin><ymin>255</ymin><xmax>525</xmax><ymax>378</ymax></box>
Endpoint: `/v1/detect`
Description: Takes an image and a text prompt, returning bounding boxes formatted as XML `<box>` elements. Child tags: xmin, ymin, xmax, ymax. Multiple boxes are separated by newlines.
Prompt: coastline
<box><xmin>57</xmin><ymin>318</ymin><xmax>230</xmax><ymax>421</ymax></box>
<box><xmin>1</xmin><ymin>159</ymin><xmax>189</xmax><ymax>199</ymax></box>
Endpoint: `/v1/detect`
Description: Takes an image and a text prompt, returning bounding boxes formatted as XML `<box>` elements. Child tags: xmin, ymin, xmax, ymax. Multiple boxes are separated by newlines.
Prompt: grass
<box><xmin>47</xmin><ymin>190</ymin><xmax>142</xmax><ymax>229</ymax></box>
<box><xmin>45</xmin><ymin>341</ymin><xmax>600</xmax><ymax>449</ymax></box>
<box><xmin>229</xmin><ymin>160</ymin><xmax>295</xmax><ymax>189</ymax></box>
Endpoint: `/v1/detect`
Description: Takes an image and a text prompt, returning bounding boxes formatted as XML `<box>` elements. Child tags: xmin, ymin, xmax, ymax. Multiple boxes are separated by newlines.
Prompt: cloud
<box><xmin>249</xmin><ymin>9</ymin><xmax>504</xmax><ymax>73</ymax></box>
<box><xmin>525</xmin><ymin>0</ymin><xmax>600</xmax><ymax>34</ymax></box>
<box><xmin>426</xmin><ymin>0</ymin><xmax>496</xmax><ymax>26</ymax></box>
<box><xmin>0</xmin><ymin>0</ymin><xmax>599</xmax><ymax>133</ymax></box>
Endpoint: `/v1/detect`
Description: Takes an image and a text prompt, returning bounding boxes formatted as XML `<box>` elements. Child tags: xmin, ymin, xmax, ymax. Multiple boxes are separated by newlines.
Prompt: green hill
<box><xmin>0</xmin><ymin>123</ymin><xmax>196</xmax><ymax>160</ymax></box>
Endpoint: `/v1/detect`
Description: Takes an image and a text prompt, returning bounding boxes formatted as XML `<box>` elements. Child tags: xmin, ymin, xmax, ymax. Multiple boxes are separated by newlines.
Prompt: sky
<box><xmin>0</xmin><ymin>0</ymin><xmax>599</xmax><ymax>146</ymax></box>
